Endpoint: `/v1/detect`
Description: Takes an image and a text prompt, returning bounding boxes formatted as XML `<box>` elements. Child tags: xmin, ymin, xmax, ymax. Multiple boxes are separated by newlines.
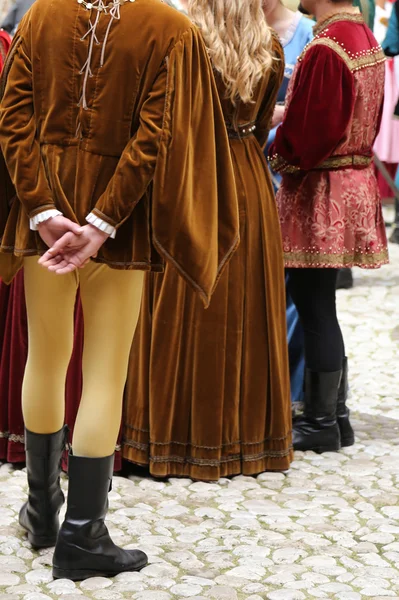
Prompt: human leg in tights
<box><xmin>286</xmin><ymin>268</ymin><xmax>344</xmax><ymax>372</ymax></box>
<box><xmin>21</xmin><ymin>257</ymin><xmax>147</xmax><ymax>578</ymax></box>
<box><xmin>286</xmin><ymin>268</ymin><xmax>348</xmax><ymax>453</ymax></box>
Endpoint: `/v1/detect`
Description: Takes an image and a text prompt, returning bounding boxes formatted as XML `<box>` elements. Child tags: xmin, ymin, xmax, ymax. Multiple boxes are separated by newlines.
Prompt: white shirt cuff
<box><xmin>86</xmin><ymin>212</ymin><xmax>116</xmax><ymax>239</ymax></box>
<box><xmin>30</xmin><ymin>209</ymin><xmax>63</xmax><ymax>231</ymax></box>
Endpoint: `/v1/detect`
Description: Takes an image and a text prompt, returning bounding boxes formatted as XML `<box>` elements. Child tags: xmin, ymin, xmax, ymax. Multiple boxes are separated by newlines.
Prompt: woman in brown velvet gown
<box><xmin>123</xmin><ymin>0</ymin><xmax>293</xmax><ymax>481</ymax></box>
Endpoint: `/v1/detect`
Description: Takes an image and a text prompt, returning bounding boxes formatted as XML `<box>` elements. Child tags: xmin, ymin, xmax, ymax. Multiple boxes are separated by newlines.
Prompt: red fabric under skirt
<box><xmin>0</xmin><ymin>271</ymin><xmax>122</xmax><ymax>470</ymax></box>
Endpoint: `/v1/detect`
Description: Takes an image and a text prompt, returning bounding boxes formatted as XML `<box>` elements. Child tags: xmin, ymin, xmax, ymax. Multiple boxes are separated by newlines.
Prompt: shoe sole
<box><xmin>296</xmin><ymin>438</ymin><xmax>354</xmax><ymax>452</ymax></box>
<box><xmin>313</xmin><ymin>446</ymin><xmax>340</xmax><ymax>453</ymax></box>
<box><xmin>294</xmin><ymin>444</ymin><xmax>340</xmax><ymax>453</ymax></box>
<box><xmin>52</xmin><ymin>558</ymin><xmax>148</xmax><ymax>581</ymax></box>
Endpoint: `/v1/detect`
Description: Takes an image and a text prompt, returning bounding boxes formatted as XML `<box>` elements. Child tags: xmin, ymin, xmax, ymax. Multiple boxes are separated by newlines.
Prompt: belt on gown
<box><xmin>226</xmin><ymin>121</ymin><xmax>257</xmax><ymax>140</ymax></box>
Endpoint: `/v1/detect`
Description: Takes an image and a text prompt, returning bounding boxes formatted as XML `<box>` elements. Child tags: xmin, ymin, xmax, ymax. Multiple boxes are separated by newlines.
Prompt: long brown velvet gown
<box><xmin>123</xmin><ymin>35</ymin><xmax>293</xmax><ymax>481</ymax></box>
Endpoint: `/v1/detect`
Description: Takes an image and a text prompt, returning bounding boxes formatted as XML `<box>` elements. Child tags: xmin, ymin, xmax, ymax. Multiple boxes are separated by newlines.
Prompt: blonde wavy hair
<box><xmin>189</xmin><ymin>0</ymin><xmax>277</xmax><ymax>104</ymax></box>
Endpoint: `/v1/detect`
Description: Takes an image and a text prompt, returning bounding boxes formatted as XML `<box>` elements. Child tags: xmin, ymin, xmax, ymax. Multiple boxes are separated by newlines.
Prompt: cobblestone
<box><xmin>0</xmin><ymin>242</ymin><xmax>398</xmax><ymax>598</ymax></box>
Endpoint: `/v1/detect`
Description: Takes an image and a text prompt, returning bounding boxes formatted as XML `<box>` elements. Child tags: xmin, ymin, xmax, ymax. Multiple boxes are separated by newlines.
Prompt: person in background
<box><xmin>354</xmin><ymin>0</ymin><xmax>375</xmax><ymax>29</ymax></box>
<box><xmin>382</xmin><ymin>0</ymin><xmax>399</xmax><ymax>242</ymax></box>
<box><xmin>383</xmin><ymin>0</ymin><xmax>399</xmax><ymax>51</ymax></box>
<box><xmin>165</xmin><ymin>0</ymin><xmax>188</xmax><ymax>10</ymax></box>
<box><xmin>1</xmin><ymin>0</ymin><xmax>35</xmax><ymax>35</ymax></box>
<box><xmin>264</xmin><ymin>1</ymin><xmax>313</xmax><ymax>132</ymax></box>
<box><xmin>270</xmin><ymin>0</ymin><xmax>388</xmax><ymax>454</ymax></box>
<box><xmin>375</xmin><ymin>0</ymin><xmax>392</xmax><ymax>41</ymax></box>
<box><xmin>123</xmin><ymin>0</ymin><xmax>293</xmax><ymax>481</ymax></box>
<box><xmin>373</xmin><ymin>0</ymin><xmax>399</xmax><ymax>223</ymax></box>
<box><xmin>263</xmin><ymin>0</ymin><xmax>313</xmax><ymax>413</ymax></box>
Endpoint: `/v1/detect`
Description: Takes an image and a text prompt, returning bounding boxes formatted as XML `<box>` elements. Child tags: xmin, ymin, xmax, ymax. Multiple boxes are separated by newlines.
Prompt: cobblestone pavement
<box><xmin>0</xmin><ymin>242</ymin><xmax>398</xmax><ymax>600</ymax></box>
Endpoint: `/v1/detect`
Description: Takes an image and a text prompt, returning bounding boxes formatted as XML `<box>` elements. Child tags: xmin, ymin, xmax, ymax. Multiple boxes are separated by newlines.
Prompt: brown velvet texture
<box><xmin>123</xmin><ymin>36</ymin><xmax>293</xmax><ymax>481</ymax></box>
<box><xmin>0</xmin><ymin>144</ymin><xmax>21</xmax><ymax>283</ymax></box>
<box><xmin>0</xmin><ymin>0</ymin><xmax>239</xmax><ymax>306</ymax></box>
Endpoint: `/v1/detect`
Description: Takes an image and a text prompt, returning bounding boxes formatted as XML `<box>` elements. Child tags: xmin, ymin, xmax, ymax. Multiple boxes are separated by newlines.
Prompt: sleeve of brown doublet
<box><xmin>93</xmin><ymin>26</ymin><xmax>240</xmax><ymax>307</ymax></box>
<box><xmin>90</xmin><ymin>57</ymin><xmax>169</xmax><ymax>229</ymax></box>
<box><xmin>255</xmin><ymin>34</ymin><xmax>285</xmax><ymax>149</ymax></box>
<box><xmin>0</xmin><ymin>24</ymin><xmax>57</xmax><ymax>219</ymax></box>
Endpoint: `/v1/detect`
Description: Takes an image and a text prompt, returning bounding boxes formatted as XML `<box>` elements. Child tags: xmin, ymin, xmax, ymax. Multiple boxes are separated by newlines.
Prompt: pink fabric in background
<box><xmin>374</xmin><ymin>59</ymin><xmax>399</xmax><ymax>163</ymax></box>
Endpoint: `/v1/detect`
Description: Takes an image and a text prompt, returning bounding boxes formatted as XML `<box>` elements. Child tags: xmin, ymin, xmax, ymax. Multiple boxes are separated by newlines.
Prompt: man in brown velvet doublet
<box><xmin>0</xmin><ymin>0</ymin><xmax>239</xmax><ymax>580</ymax></box>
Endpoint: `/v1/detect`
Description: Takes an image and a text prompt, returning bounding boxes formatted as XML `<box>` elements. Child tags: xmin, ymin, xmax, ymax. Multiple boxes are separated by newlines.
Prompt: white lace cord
<box><xmin>101</xmin><ymin>2</ymin><xmax>121</xmax><ymax>67</ymax></box>
<box><xmin>78</xmin><ymin>0</ymin><xmax>122</xmax><ymax>111</ymax></box>
<box><xmin>79</xmin><ymin>8</ymin><xmax>101</xmax><ymax>109</ymax></box>
<box><xmin>75</xmin><ymin>119</ymin><xmax>81</xmax><ymax>139</ymax></box>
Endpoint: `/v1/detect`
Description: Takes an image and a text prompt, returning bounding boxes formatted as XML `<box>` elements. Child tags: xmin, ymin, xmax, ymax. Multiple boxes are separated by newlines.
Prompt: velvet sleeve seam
<box><xmin>165</xmin><ymin>24</ymin><xmax>200</xmax><ymax>62</ymax></box>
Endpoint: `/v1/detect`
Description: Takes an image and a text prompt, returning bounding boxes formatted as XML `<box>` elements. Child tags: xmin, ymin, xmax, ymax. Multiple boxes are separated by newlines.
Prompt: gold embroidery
<box><xmin>9</xmin><ymin>434</ymin><xmax>25</xmax><ymax>444</ymax></box>
<box><xmin>124</xmin><ymin>439</ymin><xmax>149</xmax><ymax>452</ymax></box>
<box><xmin>269</xmin><ymin>153</ymin><xmax>372</xmax><ymax>174</ymax></box>
<box><xmin>313</xmin><ymin>12</ymin><xmax>364</xmax><ymax>36</ymax></box>
<box><xmin>279</xmin><ymin>164</ymin><xmax>301</xmax><ymax>174</ymax></box>
<box><xmin>123</xmin><ymin>430</ymin><xmax>292</xmax><ymax>452</ymax></box>
<box><xmin>0</xmin><ymin>431</ymin><xmax>121</xmax><ymax>451</ymax></box>
<box><xmin>321</xmin><ymin>155</ymin><xmax>372</xmax><ymax>169</ymax></box>
<box><xmin>283</xmin><ymin>249</ymin><xmax>389</xmax><ymax>268</ymax></box>
<box><xmin>242</xmin><ymin>447</ymin><xmax>293</xmax><ymax>463</ymax></box>
<box><xmin>269</xmin><ymin>154</ymin><xmax>299</xmax><ymax>173</ymax></box>
<box><xmin>148</xmin><ymin>447</ymin><xmax>293</xmax><ymax>467</ymax></box>
<box><xmin>0</xmin><ymin>431</ymin><xmax>25</xmax><ymax>443</ymax></box>
<box><xmin>299</xmin><ymin>37</ymin><xmax>386</xmax><ymax>72</ymax></box>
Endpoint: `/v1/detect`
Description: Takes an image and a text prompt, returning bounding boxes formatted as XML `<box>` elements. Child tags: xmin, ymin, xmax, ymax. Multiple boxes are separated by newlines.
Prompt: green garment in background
<box><xmin>354</xmin><ymin>0</ymin><xmax>375</xmax><ymax>30</ymax></box>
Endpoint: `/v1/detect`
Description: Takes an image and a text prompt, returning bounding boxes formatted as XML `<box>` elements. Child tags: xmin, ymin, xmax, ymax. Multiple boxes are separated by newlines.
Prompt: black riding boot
<box><xmin>293</xmin><ymin>369</ymin><xmax>342</xmax><ymax>453</ymax></box>
<box><xmin>337</xmin><ymin>357</ymin><xmax>355</xmax><ymax>447</ymax></box>
<box><xmin>336</xmin><ymin>268</ymin><xmax>353</xmax><ymax>290</ymax></box>
<box><xmin>19</xmin><ymin>426</ymin><xmax>68</xmax><ymax>548</ymax></box>
<box><xmin>53</xmin><ymin>453</ymin><xmax>148</xmax><ymax>581</ymax></box>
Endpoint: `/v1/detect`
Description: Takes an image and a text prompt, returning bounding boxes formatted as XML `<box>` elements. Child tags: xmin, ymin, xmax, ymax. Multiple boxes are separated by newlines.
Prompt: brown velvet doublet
<box><xmin>0</xmin><ymin>0</ymin><xmax>239</xmax><ymax>305</ymax></box>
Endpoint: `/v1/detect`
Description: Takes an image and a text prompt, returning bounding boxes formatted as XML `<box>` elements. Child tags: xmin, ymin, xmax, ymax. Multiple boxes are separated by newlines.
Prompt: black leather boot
<box><xmin>336</xmin><ymin>268</ymin><xmax>354</xmax><ymax>290</ymax></box>
<box><xmin>19</xmin><ymin>426</ymin><xmax>68</xmax><ymax>548</ymax></box>
<box><xmin>337</xmin><ymin>357</ymin><xmax>355</xmax><ymax>447</ymax></box>
<box><xmin>293</xmin><ymin>369</ymin><xmax>342</xmax><ymax>453</ymax></box>
<box><xmin>53</xmin><ymin>453</ymin><xmax>148</xmax><ymax>581</ymax></box>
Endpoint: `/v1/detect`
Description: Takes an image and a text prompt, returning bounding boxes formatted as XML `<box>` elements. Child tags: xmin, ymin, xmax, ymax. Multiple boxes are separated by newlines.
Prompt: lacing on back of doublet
<box><xmin>77</xmin><ymin>0</ymin><xmax>136</xmax><ymax>111</ymax></box>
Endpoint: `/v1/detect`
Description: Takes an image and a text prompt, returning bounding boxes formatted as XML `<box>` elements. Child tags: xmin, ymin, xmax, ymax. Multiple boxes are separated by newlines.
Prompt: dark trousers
<box><xmin>286</xmin><ymin>268</ymin><xmax>345</xmax><ymax>372</ymax></box>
